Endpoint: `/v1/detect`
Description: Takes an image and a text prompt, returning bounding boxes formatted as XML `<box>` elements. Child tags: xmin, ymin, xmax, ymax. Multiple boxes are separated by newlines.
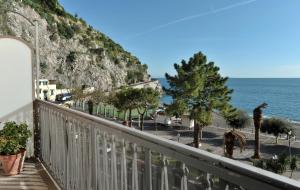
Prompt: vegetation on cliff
<box><xmin>22</xmin><ymin>0</ymin><xmax>142</xmax><ymax>66</ymax></box>
<box><xmin>0</xmin><ymin>0</ymin><xmax>149</xmax><ymax>89</ymax></box>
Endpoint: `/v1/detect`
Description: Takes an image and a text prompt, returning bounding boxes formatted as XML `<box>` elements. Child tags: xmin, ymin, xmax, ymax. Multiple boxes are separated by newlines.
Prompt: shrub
<box><xmin>66</xmin><ymin>51</ymin><xmax>77</xmax><ymax>71</ymax></box>
<box><xmin>126</xmin><ymin>70</ymin><xmax>145</xmax><ymax>84</ymax></box>
<box><xmin>79</xmin><ymin>18</ymin><xmax>87</xmax><ymax>26</ymax></box>
<box><xmin>290</xmin><ymin>156</ymin><xmax>299</xmax><ymax>177</ymax></box>
<box><xmin>57</xmin><ymin>22</ymin><xmax>75</xmax><ymax>39</ymax></box>
<box><xmin>56</xmin><ymin>64</ymin><xmax>63</xmax><ymax>74</ymax></box>
<box><xmin>230</xmin><ymin>110</ymin><xmax>251</xmax><ymax>129</ymax></box>
<box><xmin>66</xmin><ymin>51</ymin><xmax>77</xmax><ymax>63</ymax></box>
<box><xmin>254</xmin><ymin>154</ymin><xmax>289</xmax><ymax>174</ymax></box>
<box><xmin>40</xmin><ymin>12</ymin><xmax>55</xmax><ymax>26</ymax></box>
<box><xmin>265</xmin><ymin>159</ymin><xmax>285</xmax><ymax>174</ymax></box>
<box><xmin>89</xmin><ymin>48</ymin><xmax>104</xmax><ymax>55</ymax></box>
<box><xmin>71</xmin><ymin>24</ymin><xmax>81</xmax><ymax>34</ymax></box>
<box><xmin>43</xmin><ymin>0</ymin><xmax>59</xmax><ymax>11</ymax></box>
<box><xmin>40</xmin><ymin>62</ymin><xmax>48</xmax><ymax>74</ymax></box>
<box><xmin>253</xmin><ymin>159</ymin><xmax>266</xmax><ymax>169</ymax></box>
<box><xmin>261</xmin><ymin>118</ymin><xmax>294</xmax><ymax>143</ymax></box>
<box><xmin>114</xmin><ymin>58</ymin><xmax>120</xmax><ymax>65</ymax></box>
<box><xmin>55</xmin><ymin>7</ymin><xmax>66</xmax><ymax>17</ymax></box>
<box><xmin>66</xmin><ymin>52</ymin><xmax>77</xmax><ymax>71</ymax></box>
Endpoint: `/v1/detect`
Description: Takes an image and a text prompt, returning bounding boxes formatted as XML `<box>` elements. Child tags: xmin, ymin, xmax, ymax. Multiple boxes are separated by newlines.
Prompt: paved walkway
<box><xmin>0</xmin><ymin>161</ymin><xmax>58</xmax><ymax>190</ymax></box>
<box><xmin>142</xmin><ymin>122</ymin><xmax>300</xmax><ymax>181</ymax></box>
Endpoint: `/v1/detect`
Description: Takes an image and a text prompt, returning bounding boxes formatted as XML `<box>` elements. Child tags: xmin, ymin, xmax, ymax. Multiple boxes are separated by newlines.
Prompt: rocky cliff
<box><xmin>0</xmin><ymin>0</ymin><xmax>149</xmax><ymax>90</ymax></box>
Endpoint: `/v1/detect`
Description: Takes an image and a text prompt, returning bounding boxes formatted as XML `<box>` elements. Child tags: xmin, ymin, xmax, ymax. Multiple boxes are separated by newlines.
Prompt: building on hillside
<box><xmin>37</xmin><ymin>79</ymin><xmax>72</xmax><ymax>101</ymax></box>
<box><xmin>38</xmin><ymin>79</ymin><xmax>57</xmax><ymax>101</ymax></box>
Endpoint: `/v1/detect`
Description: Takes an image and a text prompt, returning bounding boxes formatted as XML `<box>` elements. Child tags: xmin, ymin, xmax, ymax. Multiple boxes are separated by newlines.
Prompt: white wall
<box><xmin>0</xmin><ymin>37</ymin><xmax>34</xmax><ymax>157</ymax></box>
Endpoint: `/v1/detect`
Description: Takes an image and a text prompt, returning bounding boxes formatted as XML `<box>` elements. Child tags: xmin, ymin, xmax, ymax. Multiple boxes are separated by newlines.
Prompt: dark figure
<box><xmin>88</xmin><ymin>99</ymin><xmax>94</xmax><ymax>115</ymax></box>
<box><xmin>252</xmin><ymin>103</ymin><xmax>267</xmax><ymax>159</ymax></box>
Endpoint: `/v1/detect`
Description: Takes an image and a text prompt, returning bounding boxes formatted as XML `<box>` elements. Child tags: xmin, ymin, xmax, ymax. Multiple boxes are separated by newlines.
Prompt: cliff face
<box><xmin>0</xmin><ymin>0</ymin><xmax>149</xmax><ymax>90</ymax></box>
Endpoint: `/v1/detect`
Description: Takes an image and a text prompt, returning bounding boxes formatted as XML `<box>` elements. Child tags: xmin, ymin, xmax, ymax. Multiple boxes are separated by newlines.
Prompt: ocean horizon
<box><xmin>156</xmin><ymin>78</ymin><xmax>300</xmax><ymax>123</ymax></box>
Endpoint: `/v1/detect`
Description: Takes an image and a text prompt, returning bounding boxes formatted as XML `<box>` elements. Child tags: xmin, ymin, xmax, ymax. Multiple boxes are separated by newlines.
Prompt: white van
<box><xmin>154</xmin><ymin>110</ymin><xmax>171</xmax><ymax>126</ymax></box>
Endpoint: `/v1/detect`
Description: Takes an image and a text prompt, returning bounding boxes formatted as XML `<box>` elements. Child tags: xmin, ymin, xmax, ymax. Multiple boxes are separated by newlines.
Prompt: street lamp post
<box><xmin>288</xmin><ymin>130</ymin><xmax>292</xmax><ymax>162</ymax></box>
<box><xmin>34</xmin><ymin>20</ymin><xmax>40</xmax><ymax>99</ymax></box>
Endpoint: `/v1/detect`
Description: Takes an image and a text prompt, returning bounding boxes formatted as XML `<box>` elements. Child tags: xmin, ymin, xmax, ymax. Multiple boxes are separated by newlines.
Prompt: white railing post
<box><xmin>102</xmin><ymin>133</ymin><xmax>109</xmax><ymax>190</ymax></box>
<box><xmin>90</xmin><ymin>127</ymin><xmax>97</xmax><ymax>190</ymax></box>
<box><xmin>181</xmin><ymin>163</ymin><xmax>188</xmax><ymax>190</ymax></box>
<box><xmin>121</xmin><ymin>140</ymin><xmax>127</xmax><ymax>190</ymax></box>
<box><xmin>132</xmin><ymin>143</ymin><xmax>138</xmax><ymax>190</ymax></box>
<box><xmin>161</xmin><ymin>155</ymin><xmax>169</xmax><ymax>190</ymax></box>
<box><xmin>145</xmin><ymin>149</ymin><xmax>152</xmax><ymax>190</ymax></box>
<box><xmin>110</xmin><ymin>136</ymin><xmax>118</xmax><ymax>190</ymax></box>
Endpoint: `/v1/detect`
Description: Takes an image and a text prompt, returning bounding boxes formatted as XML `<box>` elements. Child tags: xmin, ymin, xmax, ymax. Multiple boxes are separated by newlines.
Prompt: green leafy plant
<box><xmin>253</xmin><ymin>154</ymin><xmax>289</xmax><ymax>174</ymax></box>
<box><xmin>0</xmin><ymin>122</ymin><xmax>32</xmax><ymax>150</ymax></box>
<box><xmin>0</xmin><ymin>137</ymin><xmax>21</xmax><ymax>155</ymax></box>
<box><xmin>66</xmin><ymin>51</ymin><xmax>77</xmax><ymax>71</ymax></box>
<box><xmin>57</xmin><ymin>22</ymin><xmax>75</xmax><ymax>39</ymax></box>
<box><xmin>224</xmin><ymin>108</ymin><xmax>251</xmax><ymax>130</ymax></box>
<box><xmin>253</xmin><ymin>159</ymin><xmax>266</xmax><ymax>169</ymax></box>
<box><xmin>290</xmin><ymin>156</ymin><xmax>299</xmax><ymax>178</ymax></box>
<box><xmin>40</xmin><ymin>62</ymin><xmax>48</xmax><ymax>74</ymax></box>
<box><xmin>261</xmin><ymin>118</ymin><xmax>294</xmax><ymax>144</ymax></box>
<box><xmin>17</xmin><ymin>123</ymin><xmax>32</xmax><ymax>149</ymax></box>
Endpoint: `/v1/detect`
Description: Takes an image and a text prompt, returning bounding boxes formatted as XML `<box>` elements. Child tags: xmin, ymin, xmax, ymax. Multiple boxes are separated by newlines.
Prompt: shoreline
<box><xmin>158</xmin><ymin>78</ymin><xmax>300</xmax><ymax>124</ymax></box>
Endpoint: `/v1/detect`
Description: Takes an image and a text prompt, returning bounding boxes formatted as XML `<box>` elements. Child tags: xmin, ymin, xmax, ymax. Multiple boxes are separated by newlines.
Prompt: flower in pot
<box><xmin>0</xmin><ymin>122</ymin><xmax>32</xmax><ymax>175</ymax></box>
<box><xmin>0</xmin><ymin>137</ymin><xmax>22</xmax><ymax>175</ymax></box>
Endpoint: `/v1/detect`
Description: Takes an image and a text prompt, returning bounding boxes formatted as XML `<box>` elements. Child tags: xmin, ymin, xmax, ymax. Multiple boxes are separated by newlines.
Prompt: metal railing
<box><xmin>35</xmin><ymin>100</ymin><xmax>300</xmax><ymax>190</ymax></box>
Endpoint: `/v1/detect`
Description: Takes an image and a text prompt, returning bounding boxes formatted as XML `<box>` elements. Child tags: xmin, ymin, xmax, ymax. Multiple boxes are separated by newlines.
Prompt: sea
<box><xmin>157</xmin><ymin>78</ymin><xmax>300</xmax><ymax>123</ymax></box>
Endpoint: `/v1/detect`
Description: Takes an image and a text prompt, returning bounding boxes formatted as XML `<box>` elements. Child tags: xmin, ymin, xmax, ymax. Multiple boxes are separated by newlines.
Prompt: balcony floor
<box><xmin>0</xmin><ymin>161</ymin><xmax>58</xmax><ymax>190</ymax></box>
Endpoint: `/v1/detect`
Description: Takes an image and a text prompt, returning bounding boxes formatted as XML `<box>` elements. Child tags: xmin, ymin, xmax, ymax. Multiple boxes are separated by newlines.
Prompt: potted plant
<box><xmin>0</xmin><ymin>122</ymin><xmax>32</xmax><ymax>175</ymax></box>
<box><xmin>0</xmin><ymin>137</ymin><xmax>22</xmax><ymax>175</ymax></box>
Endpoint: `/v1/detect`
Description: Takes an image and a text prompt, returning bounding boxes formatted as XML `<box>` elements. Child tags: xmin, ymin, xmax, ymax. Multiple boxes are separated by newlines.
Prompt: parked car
<box><xmin>55</xmin><ymin>93</ymin><xmax>72</xmax><ymax>102</ymax></box>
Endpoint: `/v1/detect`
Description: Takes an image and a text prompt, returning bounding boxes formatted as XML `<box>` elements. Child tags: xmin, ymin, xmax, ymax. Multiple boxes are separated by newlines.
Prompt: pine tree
<box><xmin>164</xmin><ymin>52</ymin><xmax>233</xmax><ymax>148</ymax></box>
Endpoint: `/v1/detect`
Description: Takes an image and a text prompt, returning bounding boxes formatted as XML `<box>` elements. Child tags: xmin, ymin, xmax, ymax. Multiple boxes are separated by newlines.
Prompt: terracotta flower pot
<box><xmin>19</xmin><ymin>149</ymin><xmax>26</xmax><ymax>172</ymax></box>
<box><xmin>0</xmin><ymin>153</ymin><xmax>22</xmax><ymax>176</ymax></box>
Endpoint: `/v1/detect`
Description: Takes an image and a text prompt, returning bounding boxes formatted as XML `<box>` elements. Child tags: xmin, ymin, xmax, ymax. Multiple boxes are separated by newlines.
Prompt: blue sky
<box><xmin>59</xmin><ymin>0</ymin><xmax>300</xmax><ymax>78</ymax></box>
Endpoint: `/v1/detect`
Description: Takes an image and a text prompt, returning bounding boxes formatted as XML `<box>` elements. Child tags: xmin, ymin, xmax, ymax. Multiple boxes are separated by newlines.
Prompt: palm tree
<box><xmin>224</xmin><ymin>130</ymin><xmax>246</xmax><ymax>158</ymax></box>
<box><xmin>252</xmin><ymin>103</ymin><xmax>267</xmax><ymax>159</ymax></box>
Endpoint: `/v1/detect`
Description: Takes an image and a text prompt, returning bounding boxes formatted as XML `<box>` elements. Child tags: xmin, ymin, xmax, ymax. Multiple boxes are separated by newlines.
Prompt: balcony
<box><xmin>28</xmin><ymin>99</ymin><xmax>299</xmax><ymax>190</ymax></box>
